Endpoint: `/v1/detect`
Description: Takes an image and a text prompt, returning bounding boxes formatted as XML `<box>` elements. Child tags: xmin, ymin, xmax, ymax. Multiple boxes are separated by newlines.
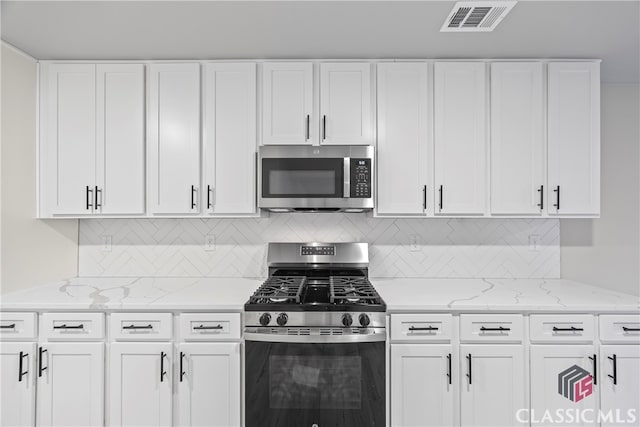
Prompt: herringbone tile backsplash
<box><xmin>78</xmin><ymin>215</ymin><xmax>560</xmax><ymax>278</ymax></box>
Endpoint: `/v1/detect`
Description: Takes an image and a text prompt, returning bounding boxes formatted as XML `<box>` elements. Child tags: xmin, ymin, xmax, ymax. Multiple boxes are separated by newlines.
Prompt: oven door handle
<box><xmin>343</xmin><ymin>157</ymin><xmax>350</xmax><ymax>198</ymax></box>
<box><xmin>244</xmin><ymin>329</ymin><xmax>385</xmax><ymax>344</ymax></box>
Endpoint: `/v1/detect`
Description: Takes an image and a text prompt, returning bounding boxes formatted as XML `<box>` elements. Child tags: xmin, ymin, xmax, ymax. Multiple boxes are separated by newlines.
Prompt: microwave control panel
<box><xmin>350</xmin><ymin>158</ymin><xmax>372</xmax><ymax>198</ymax></box>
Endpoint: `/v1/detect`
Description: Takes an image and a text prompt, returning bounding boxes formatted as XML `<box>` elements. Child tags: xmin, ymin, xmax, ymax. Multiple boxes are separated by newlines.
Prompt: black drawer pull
<box><xmin>537</xmin><ymin>185</ymin><xmax>544</xmax><ymax>210</ymax></box>
<box><xmin>480</xmin><ymin>326</ymin><xmax>511</xmax><ymax>332</ymax></box>
<box><xmin>622</xmin><ymin>326</ymin><xmax>640</xmax><ymax>332</ymax></box>
<box><xmin>193</xmin><ymin>324</ymin><xmax>223</xmax><ymax>330</ymax></box>
<box><xmin>589</xmin><ymin>354</ymin><xmax>597</xmax><ymax>385</ymax></box>
<box><xmin>160</xmin><ymin>351</ymin><xmax>167</xmax><ymax>382</ymax></box>
<box><xmin>180</xmin><ymin>352</ymin><xmax>186</xmax><ymax>382</ymax></box>
<box><xmin>53</xmin><ymin>324</ymin><xmax>84</xmax><ymax>330</ymax></box>
<box><xmin>608</xmin><ymin>354</ymin><xmax>617</xmax><ymax>385</ymax></box>
<box><xmin>0</xmin><ymin>323</ymin><xmax>16</xmax><ymax>329</ymax></box>
<box><xmin>123</xmin><ymin>324</ymin><xmax>153</xmax><ymax>330</ymax></box>
<box><xmin>409</xmin><ymin>326</ymin><xmax>439</xmax><ymax>331</ymax></box>
<box><xmin>553</xmin><ymin>185</ymin><xmax>560</xmax><ymax>210</ymax></box>
<box><xmin>38</xmin><ymin>347</ymin><xmax>47</xmax><ymax>377</ymax></box>
<box><xmin>422</xmin><ymin>185</ymin><xmax>427</xmax><ymax>210</ymax></box>
<box><xmin>306</xmin><ymin>114</ymin><xmax>310</xmax><ymax>140</ymax></box>
<box><xmin>446</xmin><ymin>353</ymin><xmax>452</xmax><ymax>385</ymax></box>
<box><xmin>553</xmin><ymin>326</ymin><xmax>584</xmax><ymax>332</ymax></box>
<box><xmin>466</xmin><ymin>354</ymin><xmax>472</xmax><ymax>385</ymax></box>
<box><xmin>19</xmin><ymin>351</ymin><xmax>29</xmax><ymax>382</ymax></box>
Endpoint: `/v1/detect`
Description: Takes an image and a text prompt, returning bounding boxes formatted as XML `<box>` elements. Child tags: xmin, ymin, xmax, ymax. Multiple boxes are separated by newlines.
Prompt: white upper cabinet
<box><xmin>376</xmin><ymin>62</ymin><xmax>431</xmax><ymax>216</ymax></box>
<box><xmin>547</xmin><ymin>62</ymin><xmax>600</xmax><ymax>216</ymax></box>
<box><xmin>490</xmin><ymin>62</ymin><xmax>545</xmax><ymax>215</ymax></box>
<box><xmin>434</xmin><ymin>62</ymin><xmax>487</xmax><ymax>215</ymax></box>
<box><xmin>320</xmin><ymin>63</ymin><xmax>372</xmax><ymax>145</ymax></box>
<box><xmin>40</xmin><ymin>64</ymin><xmax>96</xmax><ymax>215</ymax></box>
<box><xmin>262</xmin><ymin>62</ymin><xmax>314</xmax><ymax>145</ymax></box>
<box><xmin>203</xmin><ymin>63</ymin><xmax>257</xmax><ymax>215</ymax></box>
<box><xmin>39</xmin><ymin>63</ymin><xmax>145</xmax><ymax>217</ymax></box>
<box><xmin>148</xmin><ymin>63</ymin><xmax>201</xmax><ymax>215</ymax></box>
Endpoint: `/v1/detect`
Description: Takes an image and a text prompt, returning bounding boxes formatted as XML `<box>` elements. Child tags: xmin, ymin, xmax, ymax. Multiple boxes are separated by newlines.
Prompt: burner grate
<box><xmin>329</xmin><ymin>276</ymin><xmax>383</xmax><ymax>305</ymax></box>
<box><xmin>248</xmin><ymin>276</ymin><xmax>306</xmax><ymax>304</ymax></box>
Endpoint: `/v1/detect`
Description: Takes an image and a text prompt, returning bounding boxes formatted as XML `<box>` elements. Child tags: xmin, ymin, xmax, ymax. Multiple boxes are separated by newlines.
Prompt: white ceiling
<box><xmin>2</xmin><ymin>0</ymin><xmax>638</xmax><ymax>83</ymax></box>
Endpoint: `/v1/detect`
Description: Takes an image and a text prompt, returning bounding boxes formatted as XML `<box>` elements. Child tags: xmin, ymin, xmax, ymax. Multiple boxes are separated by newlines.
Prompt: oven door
<box><xmin>245</xmin><ymin>339</ymin><xmax>385</xmax><ymax>427</ymax></box>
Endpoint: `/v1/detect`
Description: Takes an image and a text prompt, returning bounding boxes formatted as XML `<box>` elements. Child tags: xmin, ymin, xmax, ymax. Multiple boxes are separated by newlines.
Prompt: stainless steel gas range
<box><xmin>244</xmin><ymin>242</ymin><xmax>386</xmax><ymax>427</ymax></box>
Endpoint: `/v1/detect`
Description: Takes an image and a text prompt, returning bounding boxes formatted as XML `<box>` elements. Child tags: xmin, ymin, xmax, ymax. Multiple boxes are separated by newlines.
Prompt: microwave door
<box><xmin>261</xmin><ymin>158</ymin><xmax>344</xmax><ymax>199</ymax></box>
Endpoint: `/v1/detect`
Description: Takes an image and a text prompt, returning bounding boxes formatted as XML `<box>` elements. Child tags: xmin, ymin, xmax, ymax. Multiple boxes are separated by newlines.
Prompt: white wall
<box><xmin>0</xmin><ymin>43</ymin><xmax>78</xmax><ymax>294</ymax></box>
<box><xmin>561</xmin><ymin>84</ymin><xmax>640</xmax><ymax>295</ymax></box>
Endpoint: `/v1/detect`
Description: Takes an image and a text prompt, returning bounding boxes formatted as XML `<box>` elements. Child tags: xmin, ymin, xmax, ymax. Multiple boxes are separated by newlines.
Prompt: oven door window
<box><xmin>262</xmin><ymin>158</ymin><xmax>343</xmax><ymax>198</ymax></box>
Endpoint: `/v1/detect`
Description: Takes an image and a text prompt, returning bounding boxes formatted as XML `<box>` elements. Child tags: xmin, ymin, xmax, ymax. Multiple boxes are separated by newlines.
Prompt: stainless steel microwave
<box><xmin>258</xmin><ymin>145</ymin><xmax>374</xmax><ymax>212</ymax></box>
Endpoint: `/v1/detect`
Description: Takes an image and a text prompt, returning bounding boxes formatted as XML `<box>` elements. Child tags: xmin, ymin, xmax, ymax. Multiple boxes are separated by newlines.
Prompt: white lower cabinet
<box><xmin>530</xmin><ymin>345</ymin><xmax>598</xmax><ymax>426</ymax></box>
<box><xmin>600</xmin><ymin>345</ymin><xmax>640</xmax><ymax>427</ymax></box>
<box><xmin>0</xmin><ymin>342</ymin><xmax>36</xmax><ymax>427</ymax></box>
<box><xmin>109</xmin><ymin>342</ymin><xmax>173</xmax><ymax>427</ymax></box>
<box><xmin>177</xmin><ymin>343</ymin><xmax>241</xmax><ymax>427</ymax></box>
<box><xmin>459</xmin><ymin>345</ymin><xmax>526</xmax><ymax>427</ymax></box>
<box><xmin>36</xmin><ymin>342</ymin><xmax>104</xmax><ymax>427</ymax></box>
<box><xmin>390</xmin><ymin>344</ymin><xmax>455</xmax><ymax>427</ymax></box>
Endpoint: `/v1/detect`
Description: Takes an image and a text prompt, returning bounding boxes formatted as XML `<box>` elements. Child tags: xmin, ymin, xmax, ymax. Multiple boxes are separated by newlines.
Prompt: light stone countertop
<box><xmin>0</xmin><ymin>277</ymin><xmax>638</xmax><ymax>313</ymax></box>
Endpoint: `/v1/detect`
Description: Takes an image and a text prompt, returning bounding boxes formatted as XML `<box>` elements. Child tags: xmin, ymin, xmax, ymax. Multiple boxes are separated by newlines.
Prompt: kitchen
<box><xmin>1</xmin><ymin>1</ymin><xmax>639</xmax><ymax>426</ymax></box>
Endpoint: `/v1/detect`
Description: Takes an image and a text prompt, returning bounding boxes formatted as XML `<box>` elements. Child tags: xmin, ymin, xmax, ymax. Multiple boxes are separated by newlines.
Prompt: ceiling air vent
<box><xmin>441</xmin><ymin>1</ymin><xmax>517</xmax><ymax>32</ymax></box>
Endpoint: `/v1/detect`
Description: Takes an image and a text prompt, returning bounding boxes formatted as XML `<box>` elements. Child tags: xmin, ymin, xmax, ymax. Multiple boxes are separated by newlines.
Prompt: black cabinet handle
<box><xmin>607</xmin><ymin>354</ymin><xmax>617</xmax><ymax>385</ymax></box>
<box><xmin>322</xmin><ymin>115</ymin><xmax>326</xmax><ymax>141</ymax></box>
<box><xmin>480</xmin><ymin>326</ymin><xmax>511</xmax><ymax>332</ymax></box>
<box><xmin>207</xmin><ymin>185</ymin><xmax>213</xmax><ymax>209</ymax></box>
<box><xmin>422</xmin><ymin>185</ymin><xmax>427</xmax><ymax>210</ymax></box>
<box><xmin>53</xmin><ymin>324</ymin><xmax>84</xmax><ymax>330</ymax></box>
<box><xmin>306</xmin><ymin>114</ymin><xmax>310</xmax><ymax>140</ymax></box>
<box><xmin>409</xmin><ymin>326</ymin><xmax>438</xmax><ymax>331</ymax></box>
<box><xmin>553</xmin><ymin>186</ymin><xmax>560</xmax><ymax>210</ymax></box>
<box><xmin>589</xmin><ymin>354</ymin><xmax>597</xmax><ymax>385</ymax></box>
<box><xmin>19</xmin><ymin>351</ymin><xmax>28</xmax><ymax>382</ymax></box>
<box><xmin>537</xmin><ymin>185</ymin><xmax>544</xmax><ymax>210</ymax></box>
<box><xmin>123</xmin><ymin>324</ymin><xmax>153</xmax><ymax>330</ymax></box>
<box><xmin>193</xmin><ymin>324</ymin><xmax>223</xmax><ymax>330</ymax></box>
<box><xmin>191</xmin><ymin>185</ymin><xmax>197</xmax><ymax>209</ymax></box>
<box><xmin>0</xmin><ymin>323</ymin><xmax>16</xmax><ymax>329</ymax></box>
<box><xmin>38</xmin><ymin>347</ymin><xmax>47</xmax><ymax>377</ymax></box>
<box><xmin>622</xmin><ymin>326</ymin><xmax>640</xmax><ymax>332</ymax></box>
<box><xmin>94</xmin><ymin>186</ymin><xmax>102</xmax><ymax>210</ymax></box>
<box><xmin>553</xmin><ymin>326</ymin><xmax>584</xmax><ymax>332</ymax></box>
<box><xmin>466</xmin><ymin>354</ymin><xmax>472</xmax><ymax>385</ymax></box>
<box><xmin>438</xmin><ymin>185</ymin><xmax>443</xmax><ymax>211</ymax></box>
<box><xmin>85</xmin><ymin>186</ymin><xmax>93</xmax><ymax>211</ymax></box>
<box><xmin>160</xmin><ymin>351</ymin><xmax>167</xmax><ymax>382</ymax></box>
<box><xmin>446</xmin><ymin>353</ymin><xmax>452</xmax><ymax>385</ymax></box>
<box><xmin>180</xmin><ymin>351</ymin><xmax>186</xmax><ymax>382</ymax></box>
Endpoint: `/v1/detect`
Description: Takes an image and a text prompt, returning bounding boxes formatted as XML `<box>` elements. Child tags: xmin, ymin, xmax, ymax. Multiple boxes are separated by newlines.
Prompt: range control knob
<box><xmin>259</xmin><ymin>313</ymin><xmax>271</xmax><ymax>326</ymax></box>
<box><xmin>277</xmin><ymin>313</ymin><xmax>288</xmax><ymax>326</ymax></box>
<box><xmin>342</xmin><ymin>314</ymin><xmax>353</xmax><ymax>327</ymax></box>
<box><xmin>359</xmin><ymin>313</ymin><xmax>370</xmax><ymax>327</ymax></box>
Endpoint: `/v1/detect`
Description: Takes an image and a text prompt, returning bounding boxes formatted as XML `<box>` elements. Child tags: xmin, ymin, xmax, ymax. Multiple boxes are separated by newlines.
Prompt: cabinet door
<box><xmin>148</xmin><ymin>63</ymin><xmax>201</xmax><ymax>215</ymax></box>
<box><xmin>600</xmin><ymin>345</ymin><xmax>640</xmax><ymax>427</ymax></box>
<box><xmin>530</xmin><ymin>345</ymin><xmax>598</xmax><ymax>426</ymax></box>
<box><xmin>320</xmin><ymin>63</ymin><xmax>372</xmax><ymax>145</ymax></box>
<box><xmin>261</xmin><ymin>62</ymin><xmax>313</xmax><ymax>145</ymax></box>
<box><xmin>96</xmin><ymin>64</ymin><xmax>145</xmax><ymax>215</ymax></box>
<box><xmin>203</xmin><ymin>63</ymin><xmax>257</xmax><ymax>215</ymax></box>
<box><xmin>460</xmin><ymin>345</ymin><xmax>525</xmax><ymax>427</ymax></box>
<box><xmin>40</xmin><ymin>63</ymin><xmax>96</xmax><ymax>215</ymax></box>
<box><xmin>177</xmin><ymin>343</ymin><xmax>241</xmax><ymax>427</ymax></box>
<box><xmin>376</xmin><ymin>63</ymin><xmax>431</xmax><ymax>216</ymax></box>
<box><xmin>390</xmin><ymin>344</ymin><xmax>454</xmax><ymax>427</ymax></box>
<box><xmin>0</xmin><ymin>342</ymin><xmax>35</xmax><ymax>427</ymax></box>
<box><xmin>434</xmin><ymin>62</ymin><xmax>487</xmax><ymax>215</ymax></box>
<box><xmin>490</xmin><ymin>62</ymin><xmax>544</xmax><ymax>215</ymax></box>
<box><xmin>548</xmin><ymin>62</ymin><xmax>600</xmax><ymax>216</ymax></box>
<box><xmin>109</xmin><ymin>342</ymin><xmax>172</xmax><ymax>427</ymax></box>
<box><xmin>37</xmin><ymin>342</ymin><xmax>104</xmax><ymax>427</ymax></box>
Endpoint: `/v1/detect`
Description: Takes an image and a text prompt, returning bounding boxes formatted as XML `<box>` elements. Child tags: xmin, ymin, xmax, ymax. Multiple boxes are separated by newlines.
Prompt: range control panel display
<box><xmin>350</xmin><ymin>158</ymin><xmax>372</xmax><ymax>198</ymax></box>
<box><xmin>301</xmin><ymin>246</ymin><xmax>335</xmax><ymax>256</ymax></box>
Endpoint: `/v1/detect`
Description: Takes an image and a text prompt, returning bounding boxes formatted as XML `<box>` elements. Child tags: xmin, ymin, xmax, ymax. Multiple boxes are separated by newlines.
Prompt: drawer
<box><xmin>110</xmin><ymin>313</ymin><xmax>172</xmax><ymax>341</ymax></box>
<box><xmin>40</xmin><ymin>313</ymin><xmax>105</xmax><ymax>340</ymax></box>
<box><xmin>599</xmin><ymin>314</ymin><xmax>640</xmax><ymax>343</ymax></box>
<box><xmin>390</xmin><ymin>314</ymin><xmax>452</xmax><ymax>342</ymax></box>
<box><xmin>460</xmin><ymin>314</ymin><xmax>523</xmax><ymax>343</ymax></box>
<box><xmin>179</xmin><ymin>313</ymin><xmax>241</xmax><ymax>341</ymax></box>
<box><xmin>0</xmin><ymin>312</ymin><xmax>37</xmax><ymax>340</ymax></box>
<box><xmin>530</xmin><ymin>314</ymin><xmax>594</xmax><ymax>343</ymax></box>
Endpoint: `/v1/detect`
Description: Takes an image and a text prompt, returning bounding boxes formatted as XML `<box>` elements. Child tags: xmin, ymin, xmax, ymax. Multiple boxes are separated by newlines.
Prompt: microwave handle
<box><xmin>343</xmin><ymin>158</ymin><xmax>350</xmax><ymax>198</ymax></box>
